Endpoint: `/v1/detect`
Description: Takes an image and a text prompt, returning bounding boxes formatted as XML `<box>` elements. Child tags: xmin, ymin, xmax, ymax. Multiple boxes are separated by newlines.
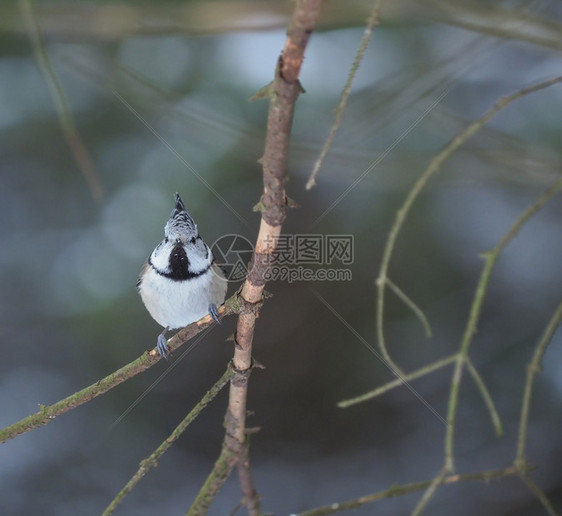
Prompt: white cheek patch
<box><xmin>185</xmin><ymin>241</ymin><xmax>212</xmax><ymax>274</ymax></box>
<box><xmin>150</xmin><ymin>241</ymin><xmax>173</xmax><ymax>273</ymax></box>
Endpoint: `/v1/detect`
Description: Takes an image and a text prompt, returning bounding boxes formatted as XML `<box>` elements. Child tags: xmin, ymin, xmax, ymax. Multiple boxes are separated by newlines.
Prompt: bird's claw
<box><xmin>209</xmin><ymin>303</ymin><xmax>221</xmax><ymax>324</ymax></box>
<box><xmin>157</xmin><ymin>331</ymin><xmax>170</xmax><ymax>359</ymax></box>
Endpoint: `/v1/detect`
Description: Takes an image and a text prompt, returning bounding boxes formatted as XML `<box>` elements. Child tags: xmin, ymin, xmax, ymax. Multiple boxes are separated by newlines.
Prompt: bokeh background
<box><xmin>1</xmin><ymin>1</ymin><xmax>561</xmax><ymax>515</ymax></box>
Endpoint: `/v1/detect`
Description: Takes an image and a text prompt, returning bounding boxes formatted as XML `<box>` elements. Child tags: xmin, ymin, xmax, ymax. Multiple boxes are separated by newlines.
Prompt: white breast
<box><xmin>139</xmin><ymin>264</ymin><xmax>227</xmax><ymax>329</ymax></box>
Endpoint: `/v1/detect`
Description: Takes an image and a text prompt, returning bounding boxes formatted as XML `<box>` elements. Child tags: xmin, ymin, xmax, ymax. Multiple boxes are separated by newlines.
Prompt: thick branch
<box><xmin>229</xmin><ymin>0</ymin><xmax>322</xmax><ymax>457</ymax></box>
<box><xmin>187</xmin><ymin>1</ymin><xmax>324</xmax><ymax>512</ymax></box>
<box><xmin>227</xmin><ymin>0</ymin><xmax>322</xmax><ymax>440</ymax></box>
<box><xmin>237</xmin><ymin>440</ymin><xmax>263</xmax><ymax>516</ymax></box>
<box><xmin>186</xmin><ymin>361</ymin><xmax>261</xmax><ymax>516</ymax></box>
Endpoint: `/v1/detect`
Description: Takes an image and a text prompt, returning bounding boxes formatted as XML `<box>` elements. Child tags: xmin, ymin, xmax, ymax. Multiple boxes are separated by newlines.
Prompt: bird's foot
<box><xmin>157</xmin><ymin>328</ymin><xmax>170</xmax><ymax>358</ymax></box>
<box><xmin>209</xmin><ymin>303</ymin><xmax>221</xmax><ymax>324</ymax></box>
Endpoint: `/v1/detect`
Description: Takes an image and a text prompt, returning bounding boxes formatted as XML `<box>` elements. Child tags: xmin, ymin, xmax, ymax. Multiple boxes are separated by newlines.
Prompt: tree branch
<box><xmin>515</xmin><ymin>301</ymin><xmax>562</xmax><ymax>469</ymax></box>
<box><xmin>306</xmin><ymin>0</ymin><xmax>384</xmax><ymax>189</ymax></box>
<box><xmin>445</xmin><ymin>175</ymin><xmax>562</xmax><ymax>469</ymax></box>
<box><xmin>186</xmin><ymin>440</ymin><xmax>241</xmax><ymax>516</ymax></box>
<box><xmin>337</xmin><ymin>354</ymin><xmax>457</xmax><ymax>408</ymax></box>
<box><xmin>186</xmin><ymin>1</ymin><xmax>324</xmax><ymax>513</ymax></box>
<box><xmin>520</xmin><ymin>474</ymin><xmax>560</xmax><ymax>516</ymax></box>
<box><xmin>371</xmin><ymin>74</ymin><xmax>562</xmax><ymax>514</ymax></box>
<box><xmin>102</xmin><ymin>366</ymin><xmax>234</xmax><ymax>515</ymax></box>
<box><xmin>19</xmin><ymin>0</ymin><xmax>104</xmax><ymax>201</ymax></box>
<box><xmin>386</xmin><ymin>278</ymin><xmax>432</xmax><ymax>338</ymax></box>
<box><xmin>237</xmin><ymin>439</ymin><xmax>263</xmax><ymax>516</ymax></box>
<box><xmin>297</xmin><ymin>464</ymin><xmax>535</xmax><ymax>516</ymax></box>
<box><xmin>0</xmin><ymin>296</ymin><xmax>242</xmax><ymax>444</ymax></box>
<box><xmin>466</xmin><ymin>357</ymin><xmax>503</xmax><ymax>437</ymax></box>
<box><xmin>376</xmin><ymin>75</ymin><xmax>562</xmax><ymax>376</ymax></box>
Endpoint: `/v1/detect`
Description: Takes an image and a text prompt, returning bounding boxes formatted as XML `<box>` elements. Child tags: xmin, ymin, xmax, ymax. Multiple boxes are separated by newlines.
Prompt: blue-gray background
<box><xmin>1</xmin><ymin>2</ymin><xmax>561</xmax><ymax>515</ymax></box>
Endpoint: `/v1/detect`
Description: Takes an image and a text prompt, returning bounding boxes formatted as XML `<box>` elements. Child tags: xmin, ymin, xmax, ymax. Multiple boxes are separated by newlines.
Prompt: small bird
<box><xmin>137</xmin><ymin>193</ymin><xmax>227</xmax><ymax>358</ymax></box>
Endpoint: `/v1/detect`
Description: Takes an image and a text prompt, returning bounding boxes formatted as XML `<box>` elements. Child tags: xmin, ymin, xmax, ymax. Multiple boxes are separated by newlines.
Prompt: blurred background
<box><xmin>1</xmin><ymin>1</ymin><xmax>561</xmax><ymax>514</ymax></box>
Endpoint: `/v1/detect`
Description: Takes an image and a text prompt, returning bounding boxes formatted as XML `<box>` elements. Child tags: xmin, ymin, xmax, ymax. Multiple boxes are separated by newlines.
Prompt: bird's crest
<box><xmin>165</xmin><ymin>193</ymin><xmax>197</xmax><ymax>239</ymax></box>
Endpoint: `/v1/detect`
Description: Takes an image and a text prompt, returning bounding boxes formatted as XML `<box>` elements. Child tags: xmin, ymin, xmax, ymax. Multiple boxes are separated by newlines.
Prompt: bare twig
<box><xmin>515</xmin><ymin>301</ymin><xmax>562</xmax><ymax>469</ymax></box>
<box><xmin>376</xmin><ymin>75</ymin><xmax>562</xmax><ymax>376</ymax></box>
<box><xmin>372</xmin><ymin>75</ymin><xmax>562</xmax><ymax>514</ymax></box>
<box><xmin>186</xmin><ymin>1</ymin><xmax>324</xmax><ymax>513</ymax></box>
<box><xmin>296</xmin><ymin>465</ymin><xmax>534</xmax><ymax>516</ymax></box>
<box><xmin>424</xmin><ymin>177</ymin><xmax>562</xmax><ymax>513</ymax></box>
<box><xmin>5</xmin><ymin>3</ymin><xmax>562</xmax><ymax>51</ymax></box>
<box><xmin>466</xmin><ymin>357</ymin><xmax>503</xmax><ymax>437</ymax></box>
<box><xmin>306</xmin><ymin>0</ymin><xmax>384</xmax><ymax>189</ymax></box>
<box><xmin>426</xmin><ymin>0</ymin><xmax>562</xmax><ymax>52</ymax></box>
<box><xmin>0</xmin><ymin>297</ymin><xmax>242</xmax><ymax>444</ymax></box>
<box><xmin>19</xmin><ymin>0</ymin><xmax>104</xmax><ymax>201</ymax></box>
<box><xmin>386</xmin><ymin>278</ymin><xmax>432</xmax><ymax>338</ymax></box>
<box><xmin>411</xmin><ymin>465</ymin><xmax>449</xmax><ymax>516</ymax></box>
<box><xmin>102</xmin><ymin>367</ymin><xmax>234</xmax><ymax>515</ymax></box>
<box><xmin>338</xmin><ymin>354</ymin><xmax>457</xmax><ymax>408</ymax></box>
<box><xmin>445</xmin><ymin>176</ymin><xmax>562</xmax><ymax>467</ymax></box>
<box><xmin>520</xmin><ymin>474</ymin><xmax>560</xmax><ymax>516</ymax></box>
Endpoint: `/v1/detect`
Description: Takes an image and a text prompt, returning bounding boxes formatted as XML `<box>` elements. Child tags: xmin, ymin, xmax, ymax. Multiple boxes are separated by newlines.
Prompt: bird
<box><xmin>137</xmin><ymin>193</ymin><xmax>227</xmax><ymax>358</ymax></box>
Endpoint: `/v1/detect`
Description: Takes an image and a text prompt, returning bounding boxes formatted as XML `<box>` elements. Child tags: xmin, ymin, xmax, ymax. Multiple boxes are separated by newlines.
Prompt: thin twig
<box><xmin>306</xmin><ymin>0</ymin><xmax>384</xmax><ymax>189</ymax></box>
<box><xmin>515</xmin><ymin>301</ymin><xmax>562</xmax><ymax>468</ymax></box>
<box><xmin>520</xmin><ymin>474</ymin><xmax>560</xmax><ymax>516</ymax></box>
<box><xmin>102</xmin><ymin>367</ymin><xmax>234</xmax><ymax>515</ymax></box>
<box><xmin>7</xmin><ymin>3</ymin><xmax>562</xmax><ymax>50</ymax></box>
<box><xmin>420</xmin><ymin>177</ymin><xmax>562</xmax><ymax>515</ymax></box>
<box><xmin>376</xmin><ymin>74</ymin><xmax>562</xmax><ymax>375</ymax></box>
<box><xmin>414</xmin><ymin>176</ymin><xmax>562</xmax><ymax>516</ymax></box>
<box><xmin>19</xmin><ymin>0</ymin><xmax>104</xmax><ymax>201</ymax></box>
<box><xmin>338</xmin><ymin>354</ymin><xmax>456</xmax><ymax>408</ymax></box>
<box><xmin>411</xmin><ymin>465</ymin><xmax>449</xmax><ymax>516</ymax></box>
<box><xmin>445</xmin><ymin>176</ymin><xmax>562</xmax><ymax>467</ymax></box>
<box><xmin>426</xmin><ymin>0</ymin><xmax>562</xmax><ymax>52</ymax></box>
<box><xmin>0</xmin><ymin>296</ymin><xmax>242</xmax><ymax>444</ymax></box>
<box><xmin>466</xmin><ymin>357</ymin><xmax>503</xmax><ymax>437</ymax></box>
<box><xmin>373</xmin><ymin>76</ymin><xmax>562</xmax><ymax>514</ymax></box>
<box><xmin>186</xmin><ymin>2</ymin><xmax>324</xmax><ymax>513</ymax></box>
<box><xmin>296</xmin><ymin>464</ymin><xmax>533</xmax><ymax>516</ymax></box>
<box><xmin>386</xmin><ymin>278</ymin><xmax>432</xmax><ymax>338</ymax></box>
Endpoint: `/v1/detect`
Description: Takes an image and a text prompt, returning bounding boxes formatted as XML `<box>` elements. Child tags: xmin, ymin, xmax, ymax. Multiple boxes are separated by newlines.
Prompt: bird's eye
<box><xmin>190</xmin><ymin>237</ymin><xmax>196</xmax><ymax>244</ymax></box>
<box><xmin>164</xmin><ymin>237</ymin><xmax>169</xmax><ymax>243</ymax></box>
